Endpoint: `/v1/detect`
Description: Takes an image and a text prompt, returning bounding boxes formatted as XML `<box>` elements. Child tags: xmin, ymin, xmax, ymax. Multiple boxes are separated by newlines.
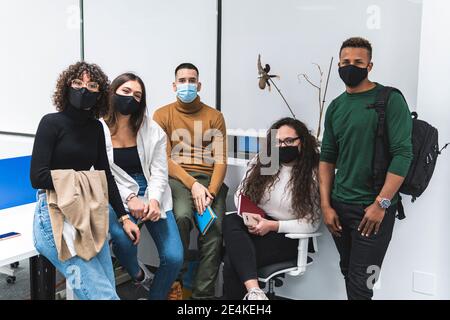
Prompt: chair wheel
<box><xmin>6</xmin><ymin>276</ymin><xmax>16</xmax><ymax>284</ymax></box>
<box><xmin>10</xmin><ymin>262</ymin><xmax>19</xmax><ymax>269</ymax></box>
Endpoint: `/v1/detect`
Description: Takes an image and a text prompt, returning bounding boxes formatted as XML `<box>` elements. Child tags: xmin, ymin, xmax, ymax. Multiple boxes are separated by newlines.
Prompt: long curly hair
<box><xmin>240</xmin><ymin>117</ymin><xmax>321</xmax><ymax>222</ymax></box>
<box><xmin>104</xmin><ymin>73</ymin><xmax>147</xmax><ymax>136</ymax></box>
<box><xmin>52</xmin><ymin>61</ymin><xmax>110</xmax><ymax>118</ymax></box>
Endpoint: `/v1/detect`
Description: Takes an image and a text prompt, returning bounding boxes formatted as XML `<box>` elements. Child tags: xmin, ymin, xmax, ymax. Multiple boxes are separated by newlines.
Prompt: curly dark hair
<box><xmin>52</xmin><ymin>61</ymin><xmax>110</xmax><ymax>118</ymax></box>
<box><xmin>240</xmin><ymin>117</ymin><xmax>321</xmax><ymax>223</ymax></box>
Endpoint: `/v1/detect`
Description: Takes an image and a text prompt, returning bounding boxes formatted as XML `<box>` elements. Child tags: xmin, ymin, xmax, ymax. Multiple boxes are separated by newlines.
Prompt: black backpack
<box><xmin>369</xmin><ymin>86</ymin><xmax>447</xmax><ymax>219</ymax></box>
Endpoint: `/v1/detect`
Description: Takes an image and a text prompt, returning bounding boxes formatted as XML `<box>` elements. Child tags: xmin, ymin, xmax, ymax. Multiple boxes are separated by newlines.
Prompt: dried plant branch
<box><xmin>298</xmin><ymin>73</ymin><xmax>320</xmax><ymax>90</ymax></box>
<box><xmin>299</xmin><ymin>58</ymin><xmax>334</xmax><ymax>139</ymax></box>
<box><xmin>317</xmin><ymin>57</ymin><xmax>334</xmax><ymax>138</ymax></box>
<box><xmin>313</xmin><ymin>63</ymin><xmax>324</xmax><ymax>78</ymax></box>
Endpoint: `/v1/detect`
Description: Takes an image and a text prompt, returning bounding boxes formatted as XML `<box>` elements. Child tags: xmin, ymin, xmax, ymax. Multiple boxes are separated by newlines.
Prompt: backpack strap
<box><xmin>368</xmin><ymin>86</ymin><xmax>408</xmax><ymax>219</ymax></box>
<box><xmin>371</xmin><ymin>87</ymin><xmax>393</xmax><ymax>137</ymax></box>
<box><xmin>396</xmin><ymin>194</ymin><xmax>406</xmax><ymax>220</ymax></box>
<box><xmin>367</xmin><ymin>86</ymin><xmax>399</xmax><ymax>192</ymax></box>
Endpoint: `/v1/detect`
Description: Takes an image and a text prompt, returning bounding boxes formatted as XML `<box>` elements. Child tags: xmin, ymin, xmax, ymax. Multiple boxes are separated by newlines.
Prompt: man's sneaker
<box><xmin>243</xmin><ymin>288</ymin><xmax>268</xmax><ymax>300</ymax></box>
<box><xmin>167</xmin><ymin>281</ymin><xmax>183</xmax><ymax>300</ymax></box>
<box><xmin>134</xmin><ymin>260</ymin><xmax>154</xmax><ymax>291</ymax></box>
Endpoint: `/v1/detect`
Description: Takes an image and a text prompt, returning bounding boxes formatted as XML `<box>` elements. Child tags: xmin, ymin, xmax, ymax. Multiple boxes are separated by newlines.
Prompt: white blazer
<box><xmin>100</xmin><ymin>116</ymin><xmax>172</xmax><ymax>219</ymax></box>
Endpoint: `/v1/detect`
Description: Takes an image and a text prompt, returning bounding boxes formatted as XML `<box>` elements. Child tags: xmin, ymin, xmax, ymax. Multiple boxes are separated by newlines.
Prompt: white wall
<box><xmin>83</xmin><ymin>0</ymin><xmax>218</xmax><ymax>115</ymax></box>
<box><xmin>221</xmin><ymin>0</ymin><xmax>423</xmax><ymax>136</ymax></box>
<box><xmin>0</xmin><ymin>0</ymin><xmax>217</xmax><ymax>136</ymax></box>
<box><xmin>379</xmin><ymin>0</ymin><xmax>450</xmax><ymax>299</ymax></box>
<box><xmin>0</xmin><ymin>0</ymin><xmax>80</xmax><ymax>135</ymax></box>
<box><xmin>272</xmin><ymin>0</ymin><xmax>450</xmax><ymax>300</ymax></box>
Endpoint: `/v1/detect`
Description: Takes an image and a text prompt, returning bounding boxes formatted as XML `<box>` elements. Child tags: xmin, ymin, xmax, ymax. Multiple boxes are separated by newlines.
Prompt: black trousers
<box><xmin>222</xmin><ymin>213</ymin><xmax>298</xmax><ymax>300</ymax></box>
<box><xmin>331</xmin><ymin>199</ymin><xmax>396</xmax><ymax>300</ymax></box>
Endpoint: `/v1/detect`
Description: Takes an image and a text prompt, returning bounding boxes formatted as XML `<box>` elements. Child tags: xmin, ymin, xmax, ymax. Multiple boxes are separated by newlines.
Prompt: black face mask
<box><xmin>338</xmin><ymin>64</ymin><xmax>368</xmax><ymax>88</ymax></box>
<box><xmin>278</xmin><ymin>146</ymin><xmax>300</xmax><ymax>164</ymax></box>
<box><xmin>113</xmin><ymin>94</ymin><xmax>140</xmax><ymax>115</ymax></box>
<box><xmin>68</xmin><ymin>87</ymin><xmax>99</xmax><ymax>110</ymax></box>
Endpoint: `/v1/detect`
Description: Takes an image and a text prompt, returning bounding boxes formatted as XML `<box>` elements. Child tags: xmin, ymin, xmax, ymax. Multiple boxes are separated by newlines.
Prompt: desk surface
<box><xmin>0</xmin><ymin>203</ymin><xmax>38</xmax><ymax>267</ymax></box>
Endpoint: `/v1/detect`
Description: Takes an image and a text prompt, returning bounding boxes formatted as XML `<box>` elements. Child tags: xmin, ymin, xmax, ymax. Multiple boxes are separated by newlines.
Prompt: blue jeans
<box><xmin>109</xmin><ymin>172</ymin><xmax>183</xmax><ymax>300</ymax></box>
<box><xmin>33</xmin><ymin>190</ymin><xmax>119</xmax><ymax>300</ymax></box>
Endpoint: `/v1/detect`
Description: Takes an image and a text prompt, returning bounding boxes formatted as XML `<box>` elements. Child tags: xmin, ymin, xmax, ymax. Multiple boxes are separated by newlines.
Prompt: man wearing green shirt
<box><xmin>319</xmin><ymin>37</ymin><xmax>413</xmax><ymax>300</ymax></box>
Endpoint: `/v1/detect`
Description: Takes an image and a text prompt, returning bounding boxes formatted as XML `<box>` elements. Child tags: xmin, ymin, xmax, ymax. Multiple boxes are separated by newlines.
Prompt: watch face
<box><xmin>380</xmin><ymin>199</ymin><xmax>391</xmax><ymax>209</ymax></box>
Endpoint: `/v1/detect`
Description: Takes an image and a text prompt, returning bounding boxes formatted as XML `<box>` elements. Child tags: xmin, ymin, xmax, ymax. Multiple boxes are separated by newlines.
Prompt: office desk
<box><xmin>0</xmin><ymin>203</ymin><xmax>56</xmax><ymax>299</ymax></box>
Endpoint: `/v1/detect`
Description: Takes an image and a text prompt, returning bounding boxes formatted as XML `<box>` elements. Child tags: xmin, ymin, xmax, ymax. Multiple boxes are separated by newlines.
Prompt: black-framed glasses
<box><xmin>276</xmin><ymin>136</ymin><xmax>300</xmax><ymax>147</ymax></box>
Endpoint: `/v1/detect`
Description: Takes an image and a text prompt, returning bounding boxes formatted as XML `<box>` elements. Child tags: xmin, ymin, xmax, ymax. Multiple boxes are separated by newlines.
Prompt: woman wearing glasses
<box><xmin>30</xmin><ymin>62</ymin><xmax>138</xmax><ymax>300</ymax></box>
<box><xmin>222</xmin><ymin>117</ymin><xmax>322</xmax><ymax>300</ymax></box>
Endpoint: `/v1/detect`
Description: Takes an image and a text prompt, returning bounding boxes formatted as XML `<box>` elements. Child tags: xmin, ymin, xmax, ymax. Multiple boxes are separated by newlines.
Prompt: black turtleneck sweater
<box><xmin>30</xmin><ymin>105</ymin><xmax>127</xmax><ymax>218</ymax></box>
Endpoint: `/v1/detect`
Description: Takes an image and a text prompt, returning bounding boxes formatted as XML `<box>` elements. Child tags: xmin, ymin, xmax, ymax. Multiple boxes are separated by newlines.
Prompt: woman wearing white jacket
<box><xmin>100</xmin><ymin>73</ymin><xmax>183</xmax><ymax>300</ymax></box>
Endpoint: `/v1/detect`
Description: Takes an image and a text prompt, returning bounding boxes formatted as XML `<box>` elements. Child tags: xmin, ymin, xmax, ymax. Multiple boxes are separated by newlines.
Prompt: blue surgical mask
<box><xmin>176</xmin><ymin>83</ymin><xmax>197</xmax><ymax>103</ymax></box>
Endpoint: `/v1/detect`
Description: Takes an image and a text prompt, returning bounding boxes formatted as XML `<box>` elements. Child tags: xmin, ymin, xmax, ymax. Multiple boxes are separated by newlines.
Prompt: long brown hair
<box><xmin>104</xmin><ymin>73</ymin><xmax>147</xmax><ymax>136</ymax></box>
<box><xmin>240</xmin><ymin>117</ymin><xmax>320</xmax><ymax>222</ymax></box>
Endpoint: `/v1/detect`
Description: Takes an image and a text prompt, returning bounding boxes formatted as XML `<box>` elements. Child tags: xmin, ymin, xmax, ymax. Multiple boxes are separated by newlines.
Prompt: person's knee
<box><xmin>222</xmin><ymin>213</ymin><xmax>232</xmax><ymax>232</ymax></box>
<box><xmin>222</xmin><ymin>213</ymin><xmax>242</xmax><ymax>235</ymax></box>
<box><xmin>110</xmin><ymin>228</ymin><xmax>133</xmax><ymax>251</ymax></box>
<box><xmin>109</xmin><ymin>208</ymin><xmax>130</xmax><ymax>246</ymax></box>
<box><xmin>162</xmin><ymin>248</ymin><xmax>184</xmax><ymax>270</ymax></box>
<box><xmin>174</xmin><ymin>211</ymin><xmax>192</xmax><ymax>229</ymax></box>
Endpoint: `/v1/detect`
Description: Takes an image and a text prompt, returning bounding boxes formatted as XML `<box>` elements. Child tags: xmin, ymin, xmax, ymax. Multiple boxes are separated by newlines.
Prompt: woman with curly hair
<box><xmin>223</xmin><ymin>117</ymin><xmax>322</xmax><ymax>300</ymax></box>
<box><xmin>30</xmin><ymin>61</ymin><xmax>139</xmax><ymax>300</ymax></box>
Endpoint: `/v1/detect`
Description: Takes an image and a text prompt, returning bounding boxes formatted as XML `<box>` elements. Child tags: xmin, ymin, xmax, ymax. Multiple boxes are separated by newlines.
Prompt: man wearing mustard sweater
<box><xmin>153</xmin><ymin>63</ymin><xmax>228</xmax><ymax>300</ymax></box>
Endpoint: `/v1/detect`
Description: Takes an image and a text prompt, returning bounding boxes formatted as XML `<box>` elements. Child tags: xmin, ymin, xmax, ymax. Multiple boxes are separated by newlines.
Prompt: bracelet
<box><xmin>126</xmin><ymin>193</ymin><xmax>137</xmax><ymax>204</ymax></box>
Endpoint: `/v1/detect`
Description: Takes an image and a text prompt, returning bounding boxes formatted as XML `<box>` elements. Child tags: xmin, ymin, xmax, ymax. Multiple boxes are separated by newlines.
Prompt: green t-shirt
<box><xmin>320</xmin><ymin>83</ymin><xmax>413</xmax><ymax>205</ymax></box>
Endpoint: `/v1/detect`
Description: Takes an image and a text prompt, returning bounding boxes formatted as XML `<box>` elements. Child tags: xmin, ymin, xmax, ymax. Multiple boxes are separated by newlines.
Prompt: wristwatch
<box><xmin>376</xmin><ymin>196</ymin><xmax>391</xmax><ymax>209</ymax></box>
<box><xmin>118</xmin><ymin>214</ymin><xmax>130</xmax><ymax>224</ymax></box>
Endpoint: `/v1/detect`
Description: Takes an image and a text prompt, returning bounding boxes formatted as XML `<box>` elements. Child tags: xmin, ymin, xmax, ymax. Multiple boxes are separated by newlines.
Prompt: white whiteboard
<box><xmin>83</xmin><ymin>0</ymin><xmax>218</xmax><ymax>116</ymax></box>
<box><xmin>221</xmin><ymin>0</ymin><xmax>423</xmax><ymax>136</ymax></box>
<box><xmin>0</xmin><ymin>0</ymin><xmax>81</xmax><ymax>135</ymax></box>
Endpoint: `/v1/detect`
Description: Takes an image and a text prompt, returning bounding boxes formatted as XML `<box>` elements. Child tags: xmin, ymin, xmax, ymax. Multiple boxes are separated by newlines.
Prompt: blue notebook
<box><xmin>194</xmin><ymin>206</ymin><xmax>217</xmax><ymax>236</ymax></box>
